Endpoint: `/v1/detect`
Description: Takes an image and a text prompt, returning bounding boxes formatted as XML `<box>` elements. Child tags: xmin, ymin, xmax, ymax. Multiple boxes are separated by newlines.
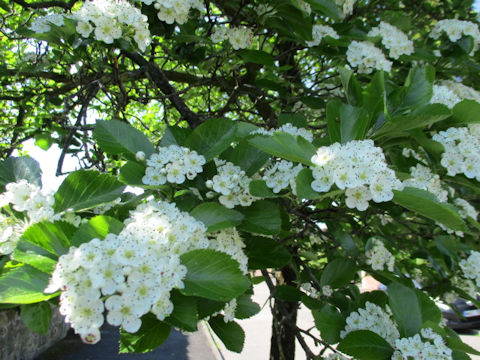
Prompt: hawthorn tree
<box><xmin>1</xmin><ymin>0</ymin><xmax>480</xmax><ymax>359</ymax></box>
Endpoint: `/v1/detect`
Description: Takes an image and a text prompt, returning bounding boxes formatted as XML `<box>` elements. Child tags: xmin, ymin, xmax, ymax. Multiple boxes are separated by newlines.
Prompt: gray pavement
<box><xmin>34</xmin><ymin>282</ymin><xmax>480</xmax><ymax>359</ymax></box>
<box><xmin>35</xmin><ymin>324</ymin><xmax>217</xmax><ymax>360</ymax></box>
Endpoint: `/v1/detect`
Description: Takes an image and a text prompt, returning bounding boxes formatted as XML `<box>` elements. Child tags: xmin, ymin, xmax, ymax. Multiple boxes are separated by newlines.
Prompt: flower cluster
<box><xmin>431</xmin><ymin>84</ymin><xmax>461</xmax><ymax>109</ymax></box>
<box><xmin>143</xmin><ymin>0</ymin><xmax>204</xmax><ymax>25</ymax></box>
<box><xmin>454</xmin><ymin>198</ymin><xmax>478</xmax><ymax>221</ymax></box>
<box><xmin>459</xmin><ymin>251</ymin><xmax>480</xmax><ymax>288</ymax></box>
<box><xmin>365</xmin><ymin>238</ymin><xmax>395</xmax><ymax>272</ymax></box>
<box><xmin>346</xmin><ymin>41</ymin><xmax>392</xmax><ymax>74</ymax></box>
<box><xmin>206</xmin><ymin>160</ymin><xmax>256</xmax><ymax>208</ymax></box>
<box><xmin>335</xmin><ymin>0</ymin><xmax>356</xmax><ymax>17</ymax></box>
<box><xmin>0</xmin><ymin>180</ymin><xmax>58</xmax><ymax>255</ymax></box>
<box><xmin>430</xmin><ymin>19</ymin><xmax>480</xmax><ymax>54</ymax></box>
<box><xmin>211</xmin><ymin>26</ymin><xmax>254</xmax><ymax>50</ymax></box>
<box><xmin>432</xmin><ymin>125</ymin><xmax>480</xmax><ymax>180</ymax></box>
<box><xmin>252</xmin><ymin>123</ymin><xmax>314</xmax><ymax>142</ymax></box>
<box><xmin>368</xmin><ymin>21</ymin><xmax>414</xmax><ymax>59</ymax></box>
<box><xmin>440</xmin><ymin>80</ymin><xmax>480</xmax><ymax>104</ymax></box>
<box><xmin>45</xmin><ymin>199</ymin><xmax>209</xmax><ymax>343</ymax></box>
<box><xmin>72</xmin><ymin>0</ymin><xmax>151</xmax><ymax>51</ymax></box>
<box><xmin>307</xmin><ymin>25</ymin><xmax>339</xmax><ymax>47</ymax></box>
<box><xmin>209</xmin><ymin>228</ymin><xmax>248</xmax><ymax>275</ymax></box>
<box><xmin>403</xmin><ymin>164</ymin><xmax>448</xmax><ymax>202</ymax></box>
<box><xmin>340</xmin><ymin>302</ymin><xmax>400</xmax><ymax>346</ymax></box>
<box><xmin>30</xmin><ymin>13</ymin><xmax>64</xmax><ymax>33</ymax></box>
<box><xmin>394</xmin><ymin>328</ymin><xmax>452</xmax><ymax>360</ymax></box>
<box><xmin>310</xmin><ymin>140</ymin><xmax>403</xmax><ymax>211</ymax></box>
<box><xmin>262</xmin><ymin>160</ymin><xmax>304</xmax><ymax>194</ymax></box>
<box><xmin>142</xmin><ymin>145</ymin><xmax>206</xmax><ymax>186</ymax></box>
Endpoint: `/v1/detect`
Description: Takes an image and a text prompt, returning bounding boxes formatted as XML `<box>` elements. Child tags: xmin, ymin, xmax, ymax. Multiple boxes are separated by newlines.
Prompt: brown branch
<box><xmin>122</xmin><ymin>51</ymin><xmax>203</xmax><ymax>129</ymax></box>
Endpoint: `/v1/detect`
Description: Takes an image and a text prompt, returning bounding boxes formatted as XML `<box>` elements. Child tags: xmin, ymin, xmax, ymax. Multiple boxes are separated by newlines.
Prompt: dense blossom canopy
<box><xmin>1</xmin><ymin>1</ymin><xmax>480</xmax><ymax>359</ymax></box>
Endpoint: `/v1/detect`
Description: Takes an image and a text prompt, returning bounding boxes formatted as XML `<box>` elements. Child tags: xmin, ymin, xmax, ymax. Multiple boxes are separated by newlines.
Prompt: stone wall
<box><xmin>0</xmin><ymin>306</ymin><xmax>70</xmax><ymax>360</ymax></box>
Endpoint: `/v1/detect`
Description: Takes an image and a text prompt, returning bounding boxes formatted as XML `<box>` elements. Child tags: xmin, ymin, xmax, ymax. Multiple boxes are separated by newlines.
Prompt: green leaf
<box><xmin>434</xmin><ymin>235</ymin><xmax>459</xmax><ymax>259</ymax></box>
<box><xmin>338</xmin><ymin>330</ymin><xmax>394</xmax><ymax>360</ymax></box>
<box><xmin>248</xmin><ymin>133</ymin><xmax>316</xmax><ymax>166</ymax></box>
<box><xmin>373</xmin><ymin>104</ymin><xmax>451</xmax><ymax>139</ymax></box>
<box><xmin>0</xmin><ymin>265</ymin><xmax>57</xmax><ymax>304</ymax></box>
<box><xmin>339</xmin><ymin>68</ymin><xmax>363</xmax><ymax>107</ymax></box>
<box><xmin>243</xmin><ymin>235</ymin><xmax>292</xmax><ymax>269</ymax></box>
<box><xmin>278</xmin><ymin>113</ymin><xmax>308</xmax><ymax>128</ymax></box>
<box><xmin>235</xmin><ymin>295</ymin><xmax>261</xmax><ymax>319</ymax></box>
<box><xmin>71</xmin><ymin>215</ymin><xmax>124</xmax><ymax>247</ymax></box>
<box><xmin>388</xmin><ymin>282</ymin><xmax>422</xmax><ymax>337</ymax></box>
<box><xmin>190</xmin><ymin>202</ymin><xmax>244</xmax><ymax>232</ymax></box>
<box><xmin>309</xmin><ymin>0</ymin><xmax>342</xmax><ymax>20</ymax></box>
<box><xmin>249</xmin><ymin>180</ymin><xmax>278</xmax><ymax>198</ymax></box>
<box><xmin>197</xmin><ymin>298</ymin><xmax>226</xmax><ymax>320</ymax></box>
<box><xmin>93</xmin><ymin>120</ymin><xmax>155</xmax><ymax>160</ymax></box>
<box><xmin>34</xmin><ymin>134</ymin><xmax>53</xmax><ymax>151</ymax></box>
<box><xmin>119</xmin><ymin>314</ymin><xmax>171</xmax><ymax>353</ymax></box>
<box><xmin>320</xmin><ymin>258</ymin><xmax>356</xmax><ymax>288</ymax></box>
<box><xmin>417</xmin><ymin>290</ymin><xmax>442</xmax><ymax>325</ymax></box>
<box><xmin>54</xmin><ymin>170</ymin><xmax>125</xmax><ymax>213</ymax></box>
<box><xmin>186</xmin><ymin>118</ymin><xmax>237</xmax><ymax>161</ymax></box>
<box><xmin>226</xmin><ymin>141</ymin><xmax>270</xmax><ymax>176</ymax></box>
<box><xmin>165</xmin><ymin>290</ymin><xmax>198</xmax><ymax>332</ymax></box>
<box><xmin>363</xmin><ymin>71</ymin><xmax>387</xmax><ymax>123</ymax></box>
<box><xmin>17</xmin><ymin>221</ymin><xmax>76</xmax><ymax>257</ymax></box>
<box><xmin>209</xmin><ymin>316</ymin><xmax>245</xmax><ymax>353</ymax></box>
<box><xmin>238</xmin><ymin>200</ymin><xmax>282</xmax><ymax>235</ymax></box>
<box><xmin>119</xmin><ymin>161</ymin><xmax>146</xmax><ymax>186</ymax></box>
<box><xmin>452</xmin><ymin>99</ymin><xmax>480</xmax><ymax>124</ymax></box>
<box><xmin>180</xmin><ymin>249</ymin><xmax>250</xmax><ymax>302</ymax></box>
<box><xmin>326</xmin><ymin>100</ymin><xmax>342</xmax><ymax>143</ymax></box>
<box><xmin>20</xmin><ymin>302</ymin><xmax>52</xmax><ymax>335</ymax></box>
<box><xmin>159</xmin><ymin>126</ymin><xmax>191</xmax><ymax>147</ymax></box>
<box><xmin>400</xmin><ymin>66</ymin><xmax>435</xmax><ymax>110</ymax></box>
<box><xmin>445</xmin><ymin>327</ymin><xmax>480</xmax><ymax>355</ymax></box>
<box><xmin>13</xmin><ymin>221</ymin><xmax>76</xmax><ymax>273</ymax></box>
<box><xmin>0</xmin><ymin>157</ymin><xmax>42</xmax><ymax>187</ymax></box>
<box><xmin>334</xmin><ymin>230</ymin><xmax>359</xmax><ymax>257</ymax></box>
<box><xmin>296</xmin><ymin>168</ymin><xmax>321</xmax><ymax>200</ymax></box>
<box><xmin>238</xmin><ymin>49</ymin><xmax>274</xmax><ymax>66</ymax></box>
<box><xmin>392</xmin><ymin>187</ymin><xmax>467</xmax><ymax>232</ymax></box>
<box><xmin>312</xmin><ymin>304</ymin><xmax>346</xmax><ymax>344</ymax></box>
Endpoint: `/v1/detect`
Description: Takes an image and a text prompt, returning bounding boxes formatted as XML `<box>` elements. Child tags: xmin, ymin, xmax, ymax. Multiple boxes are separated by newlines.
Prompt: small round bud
<box><xmin>205</xmin><ymin>180</ymin><xmax>213</xmax><ymax>189</ymax></box>
<box><xmin>136</xmin><ymin>151</ymin><xmax>146</xmax><ymax>162</ymax></box>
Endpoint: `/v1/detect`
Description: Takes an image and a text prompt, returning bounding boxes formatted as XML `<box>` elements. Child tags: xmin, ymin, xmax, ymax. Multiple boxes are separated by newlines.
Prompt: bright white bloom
<box><xmin>310</xmin><ymin>140</ymin><xmax>403</xmax><ymax>210</ymax></box>
<box><xmin>440</xmin><ymin>80</ymin><xmax>480</xmax><ymax>104</ymax></box>
<box><xmin>211</xmin><ymin>26</ymin><xmax>254</xmax><ymax>50</ymax></box>
<box><xmin>347</xmin><ymin>41</ymin><xmax>392</xmax><ymax>74</ymax></box>
<box><xmin>46</xmin><ymin>199</ymin><xmax>211</xmax><ymax>342</ymax></box>
<box><xmin>341</xmin><ymin>302</ymin><xmax>400</xmax><ymax>346</ymax></box>
<box><xmin>72</xmin><ymin>0</ymin><xmax>151</xmax><ymax>51</ymax></box>
<box><xmin>460</xmin><ymin>251</ymin><xmax>480</xmax><ymax>287</ymax></box>
<box><xmin>209</xmin><ymin>228</ymin><xmax>248</xmax><ymax>274</ymax></box>
<box><xmin>454</xmin><ymin>198</ymin><xmax>478</xmax><ymax>220</ymax></box>
<box><xmin>30</xmin><ymin>13</ymin><xmax>65</xmax><ymax>33</ymax></box>
<box><xmin>142</xmin><ymin>145</ymin><xmax>206</xmax><ymax>186</ymax></box>
<box><xmin>263</xmin><ymin>160</ymin><xmax>304</xmax><ymax>194</ymax></box>
<box><xmin>307</xmin><ymin>25</ymin><xmax>339</xmax><ymax>47</ymax></box>
<box><xmin>335</xmin><ymin>0</ymin><xmax>356</xmax><ymax>17</ymax></box>
<box><xmin>150</xmin><ymin>0</ymin><xmax>204</xmax><ymax>25</ymax></box>
<box><xmin>296</xmin><ymin>0</ymin><xmax>311</xmax><ymax>15</ymax></box>
<box><xmin>208</xmin><ymin>160</ymin><xmax>256</xmax><ymax>208</ymax></box>
<box><xmin>395</xmin><ymin>329</ymin><xmax>452</xmax><ymax>360</ymax></box>
<box><xmin>430</xmin><ymin>19</ymin><xmax>480</xmax><ymax>54</ymax></box>
<box><xmin>368</xmin><ymin>21</ymin><xmax>414</xmax><ymax>59</ymax></box>
<box><xmin>252</xmin><ymin>123</ymin><xmax>314</xmax><ymax>142</ymax></box>
<box><xmin>431</xmin><ymin>84</ymin><xmax>461</xmax><ymax>109</ymax></box>
<box><xmin>403</xmin><ymin>164</ymin><xmax>448</xmax><ymax>202</ymax></box>
<box><xmin>365</xmin><ymin>238</ymin><xmax>395</xmax><ymax>271</ymax></box>
<box><xmin>432</xmin><ymin>125</ymin><xmax>480</xmax><ymax>180</ymax></box>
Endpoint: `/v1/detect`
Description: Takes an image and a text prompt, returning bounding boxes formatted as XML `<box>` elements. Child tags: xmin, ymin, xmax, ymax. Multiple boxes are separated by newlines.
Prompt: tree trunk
<box><xmin>269</xmin><ymin>266</ymin><xmax>298</xmax><ymax>360</ymax></box>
